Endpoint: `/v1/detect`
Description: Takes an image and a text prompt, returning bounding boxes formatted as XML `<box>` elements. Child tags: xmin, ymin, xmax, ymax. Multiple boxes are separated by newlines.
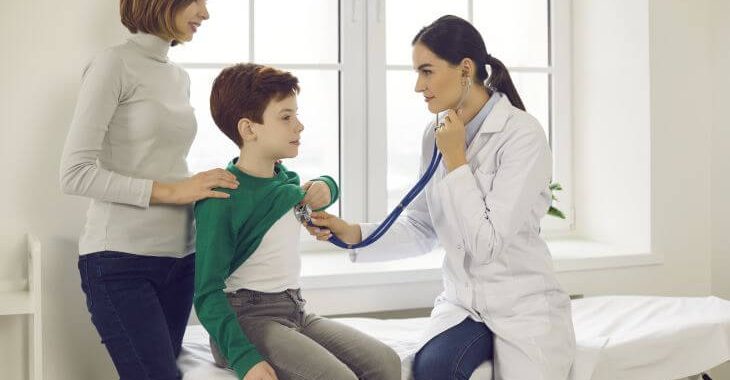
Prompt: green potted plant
<box><xmin>548</xmin><ymin>182</ymin><xmax>566</xmax><ymax>219</ymax></box>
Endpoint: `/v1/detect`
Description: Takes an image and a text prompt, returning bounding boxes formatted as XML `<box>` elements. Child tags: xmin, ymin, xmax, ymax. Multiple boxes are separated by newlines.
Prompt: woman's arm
<box><xmin>60</xmin><ymin>51</ymin><xmax>238</xmax><ymax>207</ymax></box>
<box><xmin>150</xmin><ymin>170</ymin><xmax>239</xmax><ymax>205</ymax></box>
<box><xmin>59</xmin><ymin>50</ymin><xmax>155</xmax><ymax>207</ymax></box>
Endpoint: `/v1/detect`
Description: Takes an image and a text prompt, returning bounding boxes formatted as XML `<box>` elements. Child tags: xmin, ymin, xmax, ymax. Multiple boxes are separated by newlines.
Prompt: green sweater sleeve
<box><xmin>312</xmin><ymin>175</ymin><xmax>340</xmax><ymax>211</ymax></box>
<box><xmin>193</xmin><ymin>198</ymin><xmax>264</xmax><ymax>379</ymax></box>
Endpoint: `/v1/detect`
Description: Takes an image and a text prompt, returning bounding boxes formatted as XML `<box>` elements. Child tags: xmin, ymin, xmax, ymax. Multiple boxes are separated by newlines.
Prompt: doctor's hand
<box><xmin>301</xmin><ymin>180</ymin><xmax>331</xmax><ymax>210</ymax></box>
<box><xmin>304</xmin><ymin>211</ymin><xmax>362</xmax><ymax>244</ymax></box>
<box><xmin>243</xmin><ymin>361</ymin><xmax>278</xmax><ymax>380</ymax></box>
<box><xmin>435</xmin><ymin>109</ymin><xmax>468</xmax><ymax>172</ymax></box>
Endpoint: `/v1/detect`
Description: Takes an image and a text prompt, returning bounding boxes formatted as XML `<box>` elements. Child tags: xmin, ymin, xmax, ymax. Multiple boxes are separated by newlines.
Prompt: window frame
<box><xmin>176</xmin><ymin>0</ymin><xmax>575</xmax><ymax>253</ymax></box>
<box><xmin>363</xmin><ymin>0</ymin><xmax>574</xmax><ymax>235</ymax></box>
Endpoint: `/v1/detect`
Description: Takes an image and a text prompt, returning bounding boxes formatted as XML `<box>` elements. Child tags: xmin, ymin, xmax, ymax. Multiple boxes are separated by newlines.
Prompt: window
<box><xmin>381</xmin><ymin>0</ymin><xmax>573</xmax><ymax>234</ymax></box>
<box><xmin>172</xmin><ymin>0</ymin><xmax>573</xmax><ymax>249</ymax></box>
<box><xmin>170</xmin><ymin>0</ymin><xmax>341</xmax><ymax>221</ymax></box>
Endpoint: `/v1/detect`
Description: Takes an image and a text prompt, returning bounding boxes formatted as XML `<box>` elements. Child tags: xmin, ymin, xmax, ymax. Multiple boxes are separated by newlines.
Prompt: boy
<box><xmin>194</xmin><ymin>63</ymin><xmax>401</xmax><ymax>380</ymax></box>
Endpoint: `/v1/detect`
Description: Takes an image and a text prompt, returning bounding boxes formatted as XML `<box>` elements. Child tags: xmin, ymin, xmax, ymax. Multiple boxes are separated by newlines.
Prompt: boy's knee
<box><xmin>269</xmin><ymin>354</ymin><xmax>357</xmax><ymax>380</ymax></box>
<box><xmin>377</xmin><ymin>349</ymin><xmax>402</xmax><ymax>380</ymax></box>
<box><xmin>362</xmin><ymin>346</ymin><xmax>401</xmax><ymax>380</ymax></box>
<box><xmin>286</xmin><ymin>362</ymin><xmax>358</xmax><ymax>380</ymax></box>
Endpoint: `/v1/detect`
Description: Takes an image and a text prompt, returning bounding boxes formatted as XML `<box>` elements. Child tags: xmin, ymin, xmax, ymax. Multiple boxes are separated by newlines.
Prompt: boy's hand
<box><xmin>304</xmin><ymin>211</ymin><xmax>362</xmax><ymax>244</ymax></box>
<box><xmin>243</xmin><ymin>361</ymin><xmax>278</xmax><ymax>380</ymax></box>
<box><xmin>301</xmin><ymin>181</ymin><xmax>331</xmax><ymax>210</ymax></box>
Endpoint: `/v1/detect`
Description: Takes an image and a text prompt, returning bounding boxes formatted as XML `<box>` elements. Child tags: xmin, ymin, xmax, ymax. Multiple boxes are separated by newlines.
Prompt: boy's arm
<box><xmin>194</xmin><ymin>198</ymin><xmax>264</xmax><ymax>379</ymax></box>
<box><xmin>310</xmin><ymin>175</ymin><xmax>339</xmax><ymax>211</ymax></box>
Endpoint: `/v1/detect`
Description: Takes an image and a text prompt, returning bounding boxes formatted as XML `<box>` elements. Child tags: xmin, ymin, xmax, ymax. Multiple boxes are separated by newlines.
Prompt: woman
<box><xmin>307</xmin><ymin>15</ymin><xmax>576</xmax><ymax>380</ymax></box>
<box><xmin>60</xmin><ymin>1</ymin><xmax>235</xmax><ymax>379</ymax></box>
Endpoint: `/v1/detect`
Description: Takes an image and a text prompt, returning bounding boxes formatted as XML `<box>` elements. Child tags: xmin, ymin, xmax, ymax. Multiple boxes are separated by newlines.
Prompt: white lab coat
<box><xmin>351</xmin><ymin>95</ymin><xmax>576</xmax><ymax>380</ymax></box>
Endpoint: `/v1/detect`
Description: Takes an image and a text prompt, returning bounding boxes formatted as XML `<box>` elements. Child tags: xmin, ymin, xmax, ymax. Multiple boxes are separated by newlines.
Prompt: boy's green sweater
<box><xmin>193</xmin><ymin>158</ymin><xmax>339</xmax><ymax>379</ymax></box>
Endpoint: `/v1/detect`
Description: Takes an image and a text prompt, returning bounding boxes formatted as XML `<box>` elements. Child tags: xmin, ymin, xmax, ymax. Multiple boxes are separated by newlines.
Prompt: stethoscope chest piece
<box><xmin>294</xmin><ymin>203</ymin><xmax>313</xmax><ymax>224</ymax></box>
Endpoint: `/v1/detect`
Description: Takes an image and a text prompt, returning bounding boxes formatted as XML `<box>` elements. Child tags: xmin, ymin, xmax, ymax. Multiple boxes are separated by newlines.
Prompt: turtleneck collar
<box><xmin>129</xmin><ymin>33</ymin><xmax>171</xmax><ymax>63</ymax></box>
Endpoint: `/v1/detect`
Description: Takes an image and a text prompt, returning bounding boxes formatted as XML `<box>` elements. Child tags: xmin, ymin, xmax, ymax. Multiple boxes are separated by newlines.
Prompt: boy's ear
<box><xmin>237</xmin><ymin>118</ymin><xmax>257</xmax><ymax>142</ymax></box>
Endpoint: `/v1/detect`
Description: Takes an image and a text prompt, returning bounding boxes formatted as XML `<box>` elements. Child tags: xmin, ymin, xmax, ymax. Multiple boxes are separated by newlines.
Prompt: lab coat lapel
<box><xmin>465</xmin><ymin>95</ymin><xmax>513</xmax><ymax>162</ymax></box>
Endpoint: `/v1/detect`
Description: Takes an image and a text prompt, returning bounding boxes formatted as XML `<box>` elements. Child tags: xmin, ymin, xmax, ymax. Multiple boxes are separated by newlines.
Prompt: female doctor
<box><xmin>306</xmin><ymin>15</ymin><xmax>576</xmax><ymax>380</ymax></box>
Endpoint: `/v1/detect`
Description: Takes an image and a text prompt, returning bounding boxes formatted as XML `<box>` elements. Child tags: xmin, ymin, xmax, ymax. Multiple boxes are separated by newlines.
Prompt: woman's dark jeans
<box><xmin>78</xmin><ymin>251</ymin><xmax>195</xmax><ymax>380</ymax></box>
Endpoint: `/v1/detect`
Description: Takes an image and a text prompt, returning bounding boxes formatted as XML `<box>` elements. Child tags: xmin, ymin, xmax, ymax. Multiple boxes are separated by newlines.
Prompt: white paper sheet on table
<box><xmin>178</xmin><ymin>318</ymin><xmax>492</xmax><ymax>380</ymax></box>
<box><xmin>179</xmin><ymin>296</ymin><xmax>730</xmax><ymax>380</ymax></box>
<box><xmin>570</xmin><ymin>296</ymin><xmax>730</xmax><ymax>380</ymax></box>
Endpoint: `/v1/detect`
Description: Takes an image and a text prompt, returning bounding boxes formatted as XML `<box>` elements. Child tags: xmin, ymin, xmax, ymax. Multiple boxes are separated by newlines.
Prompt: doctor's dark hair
<box><xmin>412</xmin><ymin>15</ymin><xmax>525</xmax><ymax>111</ymax></box>
<box><xmin>210</xmin><ymin>63</ymin><xmax>300</xmax><ymax>147</ymax></box>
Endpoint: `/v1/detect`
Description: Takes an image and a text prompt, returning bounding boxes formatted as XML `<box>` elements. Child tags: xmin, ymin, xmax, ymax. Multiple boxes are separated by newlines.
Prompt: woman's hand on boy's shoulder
<box><xmin>301</xmin><ymin>180</ymin><xmax>331</xmax><ymax>210</ymax></box>
<box><xmin>151</xmin><ymin>168</ymin><xmax>239</xmax><ymax>205</ymax></box>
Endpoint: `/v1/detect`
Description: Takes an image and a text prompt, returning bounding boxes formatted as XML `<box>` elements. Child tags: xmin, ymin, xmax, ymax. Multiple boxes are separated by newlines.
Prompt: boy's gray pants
<box><xmin>210</xmin><ymin>288</ymin><xmax>402</xmax><ymax>380</ymax></box>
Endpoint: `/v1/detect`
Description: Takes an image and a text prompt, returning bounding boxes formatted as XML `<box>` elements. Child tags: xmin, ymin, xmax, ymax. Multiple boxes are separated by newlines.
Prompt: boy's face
<box><xmin>254</xmin><ymin>94</ymin><xmax>303</xmax><ymax>160</ymax></box>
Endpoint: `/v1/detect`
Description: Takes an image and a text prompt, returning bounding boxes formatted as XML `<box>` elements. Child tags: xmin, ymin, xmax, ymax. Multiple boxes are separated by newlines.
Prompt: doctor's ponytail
<box><xmin>484</xmin><ymin>54</ymin><xmax>525</xmax><ymax>111</ymax></box>
<box><xmin>412</xmin><ymin>15</ymin><xmax>526</xmax><ymax>111</ymax></box>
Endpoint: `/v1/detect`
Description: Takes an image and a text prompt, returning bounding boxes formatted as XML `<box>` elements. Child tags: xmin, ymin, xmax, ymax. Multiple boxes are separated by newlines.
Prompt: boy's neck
<box><xmin>236</xmin><ymin>149</ymin><xmax>277</xmax><ymax>178</ymax></box>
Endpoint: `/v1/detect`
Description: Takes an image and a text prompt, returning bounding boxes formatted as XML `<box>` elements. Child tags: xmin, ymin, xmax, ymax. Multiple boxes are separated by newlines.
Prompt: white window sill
<box><xmin>548</xmin><ymin>238</ymin><xmax>661</xmax><ymax>271</ymax></box>
<box><xmin>300</xmin><ymin>238</ymin><xmax>662</xmax><ymax>290</ymax></box>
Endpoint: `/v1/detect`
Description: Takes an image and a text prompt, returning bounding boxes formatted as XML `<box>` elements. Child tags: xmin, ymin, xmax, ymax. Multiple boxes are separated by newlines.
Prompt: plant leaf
<box><xmin>548</xmin><ymin>206</ymin><xmax>566</xmax><ymax>220</ymax></box>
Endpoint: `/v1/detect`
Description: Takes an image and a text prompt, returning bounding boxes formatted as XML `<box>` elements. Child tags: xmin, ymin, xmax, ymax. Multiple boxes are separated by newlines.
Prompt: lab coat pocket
<box><xmin>481</xmin><ymin>275</ymin><xmax>550</xmax><ymax>336</ymax></box>
<box><xmin>506</xmin><ymin>276</ymin><xmax>551</xmax><ymax>336</ymax></box>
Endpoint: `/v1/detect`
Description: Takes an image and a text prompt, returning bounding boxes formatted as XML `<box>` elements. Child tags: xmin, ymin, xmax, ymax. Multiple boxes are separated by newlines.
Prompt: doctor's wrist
<box><xmin>342</xmin><ymin>223</ymin><xmax>363</xmax><ymax>244</ymax></box>
<box><xmin>444</xmin><ymin>155</ymin><xmax>468</xmax><ymax>172</ymax></box>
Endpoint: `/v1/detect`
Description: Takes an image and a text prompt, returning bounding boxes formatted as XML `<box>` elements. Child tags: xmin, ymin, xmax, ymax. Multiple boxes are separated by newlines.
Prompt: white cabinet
<box><xmin>0</xmin><ymin>234</ymin><xmax>43</xmax><ymax>380</ymax></box>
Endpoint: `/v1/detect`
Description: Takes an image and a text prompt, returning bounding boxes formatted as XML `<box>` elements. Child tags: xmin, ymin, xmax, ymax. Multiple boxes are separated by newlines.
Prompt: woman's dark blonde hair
<box><xmin>120</xmin><ymin>0</ymin><xmax>197</xmax><ymax>46</ymax></box>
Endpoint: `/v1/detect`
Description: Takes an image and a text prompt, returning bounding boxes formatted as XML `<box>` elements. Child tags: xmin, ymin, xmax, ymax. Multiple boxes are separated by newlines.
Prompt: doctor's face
<box><xmin>412</xmin><ymin>42</ymin><xmax>464</xmax><ymax>114</ymax></box>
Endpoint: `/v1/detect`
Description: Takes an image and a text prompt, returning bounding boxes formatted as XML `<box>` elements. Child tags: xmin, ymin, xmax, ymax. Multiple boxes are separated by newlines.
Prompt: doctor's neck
<box><xmin>456</xmin><ymin>84</ymin><xmax>490</xmax><ymax>125</ymax></box>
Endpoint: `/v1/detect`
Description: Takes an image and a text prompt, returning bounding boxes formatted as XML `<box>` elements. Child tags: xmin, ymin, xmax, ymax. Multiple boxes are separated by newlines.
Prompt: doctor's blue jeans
<box><xmin>413</xmin><ymin>317</ymin><xmax>494</xmax><ymax>380</ymax></box>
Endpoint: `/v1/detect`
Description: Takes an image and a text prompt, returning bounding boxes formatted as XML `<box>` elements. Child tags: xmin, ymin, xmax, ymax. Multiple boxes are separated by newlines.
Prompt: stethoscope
<box><xmin>295</xmin><ymin>77</ymin><xmax>473</xmax><ymax>249</ymax></box>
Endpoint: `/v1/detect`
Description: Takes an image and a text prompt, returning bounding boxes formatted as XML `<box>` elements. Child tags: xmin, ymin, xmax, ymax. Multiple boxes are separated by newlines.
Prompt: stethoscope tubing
<box><xmin>310</xmin><ymin>80</ymin><xmax>470</xmax><ymax>249</ymax></box>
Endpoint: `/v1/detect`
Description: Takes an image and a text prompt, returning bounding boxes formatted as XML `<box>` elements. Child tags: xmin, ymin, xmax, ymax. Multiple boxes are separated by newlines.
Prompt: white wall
<box><xmin>560</xmin><ymin>0</ymin><xmax>713</xmax><ymax>297</ymax></box>
<box><xmin>571</xmin><ymin>0</ymin><xmax>726</xmax><ymax>376</ymax></box>
<box><xmin>1</xmin><ymin>1</ymin><xmax>127</xmax><ymax>379</ymax></box>
<box><xmin>710</xmin><ymin>0</ymin><xmax>730</xmax><ymax>377</ymax></box>
<box><xmin>572</xmin><ymin>0</ymin><xmax>651</xmax><ymax>252</ymax></box>
<box><xmin>0</xmin><ymin>0</ymin><xmax>727</xmax><ymax>379</ymax></box>
<box><xmin>710</xmin><ymin>0</ymin><xmax>730</xmax><ymax>300</ymax></box>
